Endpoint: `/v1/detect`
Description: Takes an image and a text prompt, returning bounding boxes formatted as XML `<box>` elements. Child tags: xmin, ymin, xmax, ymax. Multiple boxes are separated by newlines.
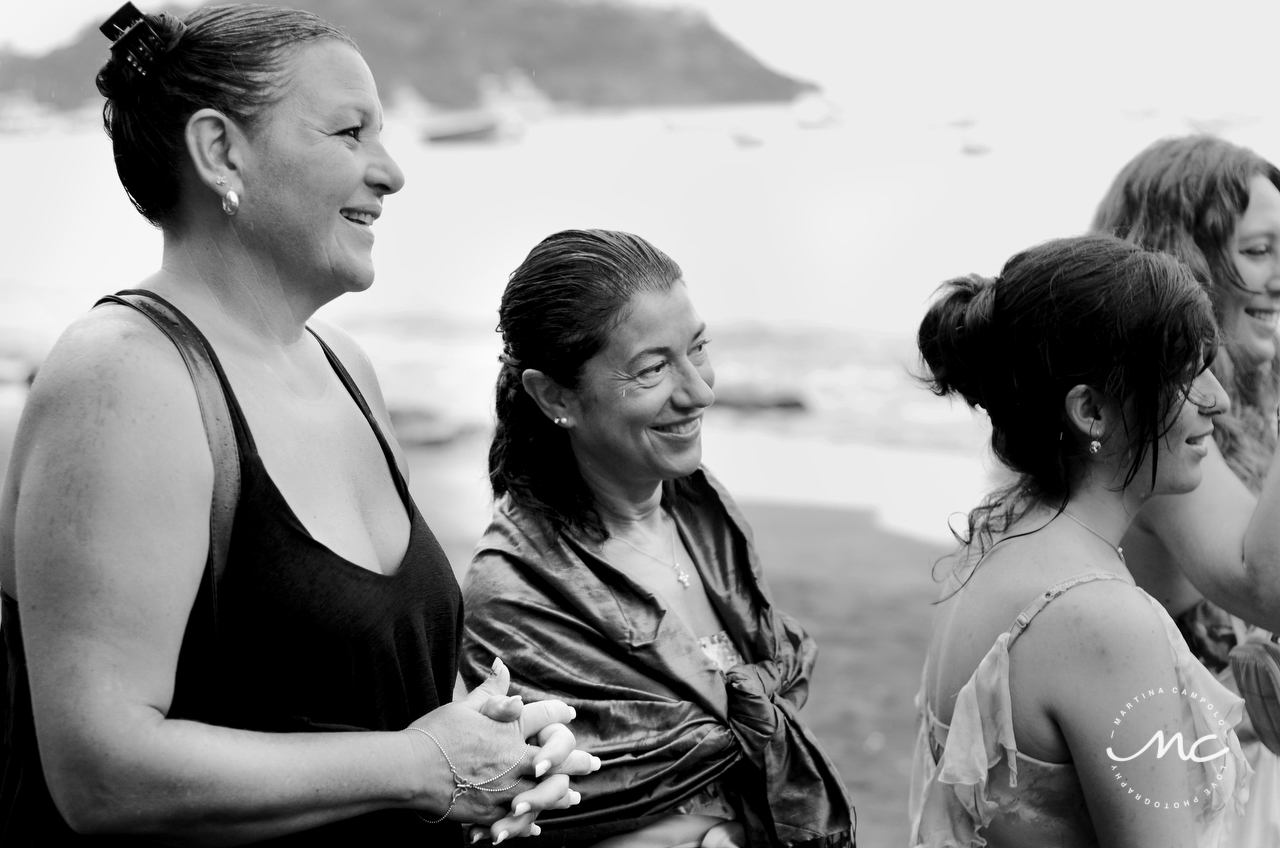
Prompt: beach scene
<box><xmin>4</xmin><ymin>1</ymin><xmax>1280</xmax><ymax>843</ymax></box>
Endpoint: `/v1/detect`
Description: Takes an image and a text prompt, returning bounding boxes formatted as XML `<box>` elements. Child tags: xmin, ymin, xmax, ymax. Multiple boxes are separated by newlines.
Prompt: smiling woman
<box><xmin>0</xmin><ymin>4</ymin><xmax>596</xmax><ymax>844</ymax></box>
<box><xmin>1093</xmin><ymin>135</ymin><xmax>1280</xmax><ymax>844</ymax></box>
<box><xmin>461</xmin><ymin>230</ymin><xmax>856</xmax><ymax>848</ymax></box>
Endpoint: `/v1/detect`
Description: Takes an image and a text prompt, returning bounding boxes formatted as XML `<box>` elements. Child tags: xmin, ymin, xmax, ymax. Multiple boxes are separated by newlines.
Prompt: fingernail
<box><xmin>490</xmin><ymin>657</ymin><xmax>502</xmax><ymax>676</ymax></box>
<box><xmin>535</xmin><ymin>760</ymin><xmax>550</xmax><ymax>778</ymax></box>
<box><xmin>513</xmin><ymin>802</ymin><xmax>531</xmax><ymax>816</ymax></box>
<box><xmin>495</xmin><ymin>831</ymin><xmax>509</xmax><ymax>845</ymax></box>
<box><xmin>570</xmin><ymin>790</ymin><xmax>582</xmax><ymax>805</ymax></box>
<box><xmin>591</xmin><ymin>756</ymin><xmax>602</xmax><ymax>771</ymax></box>
<box><xmin>531</xmin><ymin>824</ymin><xmax>542</xmax><ymax>836</ymax></box>
<box><xmin>470</xmin><ymin>830</ymin><xmax>486</xmax><ymax>844</ymax></box>
<box><xmin>568</xmin><ymin>707</ymin><xmax>577</xmax><ymax>720</ymax></box>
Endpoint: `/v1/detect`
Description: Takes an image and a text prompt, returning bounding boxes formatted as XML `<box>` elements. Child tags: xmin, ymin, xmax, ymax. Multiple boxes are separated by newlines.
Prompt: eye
<box><xmin>690</xmin><ymin>338</ymin><xmax>712</xmax><ymax>358</ymax></box>
<box><xmin>1242</xmin><ymin>244</ymin><xmax>1273</xmax><ymax>258</ymax></box>
<box><xmin>640</xmin><ymin>360</ymin><xmax>667</xmax><ymax>377</ymax></box>
<box><xmin>338</xmin><ymin>125</ymin><xmax>364</xmax><ymax>141</ymax></box>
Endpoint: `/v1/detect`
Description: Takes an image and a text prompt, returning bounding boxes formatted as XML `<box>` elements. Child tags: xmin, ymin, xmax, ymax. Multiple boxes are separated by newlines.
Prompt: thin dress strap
<box><xmin>305</xmin><ymin>327</ymin><xmax>412</xmax><ymax>509</ymax></box>
<box><xmin>1006</xmin><ymin>571</ymin><xmax>1131</xmax><ymax>648</ymax></box>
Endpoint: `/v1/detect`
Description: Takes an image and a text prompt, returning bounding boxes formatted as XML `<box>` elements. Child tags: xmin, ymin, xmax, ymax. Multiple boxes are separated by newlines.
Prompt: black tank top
<box><xmin>1</xmin><ymin>300</ymin><xmax>463</xmax><ymax>845</ymax></box>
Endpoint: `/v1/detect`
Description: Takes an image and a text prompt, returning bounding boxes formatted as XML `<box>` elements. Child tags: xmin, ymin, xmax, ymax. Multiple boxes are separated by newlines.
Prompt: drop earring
<box><xmin>1088</xmin><ymin>422</ymin><xmax>1101</xmax><ymax>455</ymax></box>
<box><xmin>222</xmin><ymin>190</ymin><xmax>240</xmax><ymax>216</ymax></box>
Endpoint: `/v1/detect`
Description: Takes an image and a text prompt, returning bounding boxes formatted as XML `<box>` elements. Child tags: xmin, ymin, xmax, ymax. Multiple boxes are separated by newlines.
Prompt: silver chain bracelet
<box><xmin>408</xmin><ymin>726</ymin><xmax>530</xmax><ymax>824</ymax></box>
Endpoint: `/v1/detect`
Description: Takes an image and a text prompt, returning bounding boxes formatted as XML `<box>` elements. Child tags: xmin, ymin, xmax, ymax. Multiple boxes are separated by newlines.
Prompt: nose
<box><xmin>675</xmin><ymin>357</ymin><xmax>715</xmax><ymax>410</ymax></box>
<box><xmin>1193</xmin><ymin>368</ymin><xmax>1230</xmax><ymax>417</ymax></box>
<box><xmin>368</xmin><ymin>140</ymin><xmax>406</xmax><ymax>196</ymax></box>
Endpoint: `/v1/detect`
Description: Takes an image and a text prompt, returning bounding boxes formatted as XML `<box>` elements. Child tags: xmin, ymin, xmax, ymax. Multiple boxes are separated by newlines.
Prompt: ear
<box><xmin>184</xmin><ymin>108</ymin><xmax>247</xmax><ymax>196</ymax></box>
<box><xmin>521</xmin><ymin>369</ymin><xmax>576</xmax><ymax>426</ymax></box>
<box><xmin>1063</xmin><ymin>384</ymin><xmax>1108</xmax><ymax>444</ymax></box>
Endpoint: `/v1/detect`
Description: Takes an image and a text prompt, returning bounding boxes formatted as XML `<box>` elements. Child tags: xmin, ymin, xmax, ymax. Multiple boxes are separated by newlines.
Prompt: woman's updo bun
<box><xmin>95</xmin><ymin>5</ymin><xmax>355</xmax><ymax>227</ymax></box>
<box><xmin>917</xmin><ymin>274</ymin><xmax>998</xmax><ymax>411</ymax></box>
<box><xmin>918</xmin><ymin>234</ymin><xmax>1216</xmax><ymax>545</ymax></box>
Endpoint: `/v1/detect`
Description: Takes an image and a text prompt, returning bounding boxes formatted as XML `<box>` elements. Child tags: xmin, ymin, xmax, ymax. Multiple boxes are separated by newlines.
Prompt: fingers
<box><xmin>517</xmin><ymin>696</ymin><xmax>576</xmax><ymax>741</ymax></box>
<box><xmin>484</xmin><ymin>774</ymin><xmax>580</xmax><ymax>843</ymax></box>
<box><xmin>478</xmin><ymin>693</ymin><xmax>524</xmax><ymax>723</ymax></box>
<box><xmin>527</xmin><ymin>722</ymin><xmax>576</xmax><ymax>777</ymax></box>
<box><xmin>546</xmin><ymin>748</ymin><xmax>600</xmax><ymax>777</ymax></box>
<box><xmin>463</xmin><ymin>657</ymin><xmax>512</xmax><ymax>708</ymax></box>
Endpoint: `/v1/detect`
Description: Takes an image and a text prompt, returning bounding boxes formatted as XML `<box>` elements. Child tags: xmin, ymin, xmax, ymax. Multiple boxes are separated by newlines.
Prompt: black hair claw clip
<box><xmin>100</xmin><ymin>2</ymin><xmax>167</xmax><ymax>77</ymax></box>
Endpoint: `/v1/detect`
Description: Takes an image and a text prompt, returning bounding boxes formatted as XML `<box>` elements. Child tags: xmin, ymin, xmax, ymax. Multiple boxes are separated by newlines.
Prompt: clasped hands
<box><xmin>406</xmin><ymin>658</ymin><xmax>599</xmax><ymax>842</ymax></box>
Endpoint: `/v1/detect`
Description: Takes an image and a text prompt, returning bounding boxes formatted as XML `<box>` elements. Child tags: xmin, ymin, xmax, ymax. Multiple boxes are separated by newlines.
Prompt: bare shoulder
<box><xmin>1018</xmin><ymin>577</ymin><xmax>1174</xmax><ymax>674</ymax></box>
<box><xmin>16</xmin><ymin>305</ymin><xmax>206</xmax><ymax>467</ymax></box>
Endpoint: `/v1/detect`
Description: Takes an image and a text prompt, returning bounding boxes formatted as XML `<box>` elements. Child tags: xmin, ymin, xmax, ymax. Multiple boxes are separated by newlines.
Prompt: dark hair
<box><xmin>918</xmin><ymin>234</ymin><xmax>1217</xmax><ymax>550</ymax></box>
<box><xmin>491</xmin><ymin>229</ymin><xmax>684</xmax><ymax>542</ymax></box>
<box><xmin>96</xmin><ymin>5</ymin><xmax>355</xmax><ymax>227</ymax></box>
<box><xmin>1093</xmin><ymin>135</ymin><xmax>1280</xmax><ymax>491</ymax></box>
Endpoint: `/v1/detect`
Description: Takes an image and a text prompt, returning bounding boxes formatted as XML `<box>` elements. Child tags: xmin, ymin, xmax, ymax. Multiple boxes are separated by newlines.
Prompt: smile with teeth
<box><xmin>654</xmin><ymin>418</ymin><xmax>700</xmax><ymax>436</ymax></box>
<box><xmin>1245</xmin><ymin>307</ymin><xmax>1279</xmax><ymax>326</ymax></box>
<box><xmin>341</xmin><ymin>210</ymin><xmax>375</xmax><ymax>226</ymax></box>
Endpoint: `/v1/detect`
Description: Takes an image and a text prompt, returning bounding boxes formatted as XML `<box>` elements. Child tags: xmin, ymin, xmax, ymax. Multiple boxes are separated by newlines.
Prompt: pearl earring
<box><xmin>222</xmin><ymin>190</ymin><xmax>240</xmax><ymax>216</ymax></box>
<box><xmin>553</xmin><ymin>417</ymin><xmax>568</xmax><ymax>426</ymax></box>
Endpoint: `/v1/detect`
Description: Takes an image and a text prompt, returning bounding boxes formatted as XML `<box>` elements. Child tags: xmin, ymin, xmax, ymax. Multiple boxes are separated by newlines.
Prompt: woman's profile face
<box><xmin>1219</xmin><ymin>173</ymin><xmax>1280</xmax><ymax>368</ymax></box>
<box><xmin>1127</xmin><ymin>369</ymin><xmax>1229</xmax><ymax>497</ymax></box>
<box><xmin>236</xmin><ymin>40</ymin><xmax>405</xmax><ymax>298</ymax></box>
<box><xmin>565</xmin><ymin>283</ymin><xmax>715</xmax><ymax>491</ymax></box>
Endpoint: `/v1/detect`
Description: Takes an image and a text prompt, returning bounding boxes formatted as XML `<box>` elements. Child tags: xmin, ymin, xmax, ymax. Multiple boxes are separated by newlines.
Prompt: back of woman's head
<box><xmin>96</xmin><ymin>4</ymin><xmax>354</xmax><ymax>226</ymax></box>
<box><xmin>919</xmin><ymin>234</ymin><xmax>1216</xmax><ymax>540</ymax></box>
<box><xmin>491</xmin><ymin>229</ymin><xmax>683</xmax><ymax>540</ymax></box>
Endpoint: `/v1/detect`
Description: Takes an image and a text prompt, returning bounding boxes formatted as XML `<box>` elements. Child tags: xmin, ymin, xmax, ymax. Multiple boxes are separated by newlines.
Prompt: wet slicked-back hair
<box><xmin>490</xmin><ymin>229</ymin><xmax>684</xmax><ymax>542</ymax></box>
<box><xmin>96</xmin><ymin>4</ymin><xmax>355</xmax><ymax>226</ymax></box>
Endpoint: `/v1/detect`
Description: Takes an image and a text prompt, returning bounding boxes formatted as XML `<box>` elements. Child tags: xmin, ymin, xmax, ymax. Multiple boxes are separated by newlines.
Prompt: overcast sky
<box><xmin>6</xmin><ymin>0</ymin><xmax>1277</xmax><ymax>122</ymax></box>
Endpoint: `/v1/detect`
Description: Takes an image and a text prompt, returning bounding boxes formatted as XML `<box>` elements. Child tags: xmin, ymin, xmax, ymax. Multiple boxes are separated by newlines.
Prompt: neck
<box><xmin>1060</xmin><ymin>479</ymin><xmax>1134</xmax><ymax>550</ymax></box>
<box><xmin>576</xmin><ymin>460</ymin><xmax>665</xmax><ymax>535</ymax></box>
<box><xmin>150</xmin><ymin>225</ymin><xmax>334</xmax><ymax>349</ymax></box>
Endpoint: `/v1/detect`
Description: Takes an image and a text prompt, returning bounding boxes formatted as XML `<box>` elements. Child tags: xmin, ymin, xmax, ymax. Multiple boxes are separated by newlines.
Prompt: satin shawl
<box><xmin>461</xmin><ymin>469</ymin><xmax>855</xmax><ymax>848</ymax></box>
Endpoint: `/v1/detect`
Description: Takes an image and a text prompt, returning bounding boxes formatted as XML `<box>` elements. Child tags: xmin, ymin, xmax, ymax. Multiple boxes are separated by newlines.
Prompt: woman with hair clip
<box><xmin>910</xmin><ymin>234</ymin><xmax>1249</xmax><ymax>846</ymax></box>
<box><xmin>461</xmin><ymin>229</ymin><xmax>855</xmax><ymax>848</ymax></box>
<box><xmin>1093</xmin><ymin>135</ymin><xmax>1280</xmax><ymax>845</ymax></box>
<box><xmin>0</xmin><ymin>4</ymin><xmax>595</xmax><ymax>844</ymax></box>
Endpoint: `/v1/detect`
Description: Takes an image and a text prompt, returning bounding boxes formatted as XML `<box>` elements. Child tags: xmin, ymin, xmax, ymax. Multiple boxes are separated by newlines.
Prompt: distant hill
<box><xmin>0</xmin><ymin>0</ymin><xmax>814</xmax><ymax>111</ymax></box>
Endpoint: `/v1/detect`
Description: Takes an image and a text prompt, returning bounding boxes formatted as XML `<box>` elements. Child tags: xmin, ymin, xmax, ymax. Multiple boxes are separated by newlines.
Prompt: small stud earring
<box><xmin>215</xmin><ymin>176</ymin><xmax>227</xmax><ymax>187</ymax></box>
<box><xmin>553</xmin><ymin>417</ymin><xmax>568</xmax><ymax>426</ymax></box>
<box><xmin>222</xmin><ymin>190</ymin><xmax>240</xmax><ymax>216</ymax></box>
<box><xmin>1089</xmin><ymin>439</ymin><xmax>1101</xmax><ymax>454</ymax></box>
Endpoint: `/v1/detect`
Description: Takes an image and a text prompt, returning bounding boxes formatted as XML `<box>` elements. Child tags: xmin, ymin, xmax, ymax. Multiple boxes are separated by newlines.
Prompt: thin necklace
<box><xmin>612</xmin><ymin>512</ymin><xmax>691</xmax><ymax>589</ymax></box>
<box><xmin>1062</xmin><ymin>510</ymin><xmax>1125</xmax><ymax>564</ymax></box>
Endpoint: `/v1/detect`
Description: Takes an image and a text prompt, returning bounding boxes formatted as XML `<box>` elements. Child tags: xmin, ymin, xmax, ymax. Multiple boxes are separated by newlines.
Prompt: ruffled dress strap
<box><xmin>908</xmin><ymin>572</ymin><xmax>1127</xmax><ymax>847</ymax></box>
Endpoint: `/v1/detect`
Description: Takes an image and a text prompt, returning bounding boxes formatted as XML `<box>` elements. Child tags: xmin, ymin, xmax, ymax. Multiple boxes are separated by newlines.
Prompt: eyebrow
<box><xmin>626</xmin><ymin>323</ymin><xmax>707</xmax><ymax>366</ymax></box>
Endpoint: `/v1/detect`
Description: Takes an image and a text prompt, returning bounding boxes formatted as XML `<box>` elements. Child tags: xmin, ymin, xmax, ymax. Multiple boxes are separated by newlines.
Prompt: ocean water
<box><xmin>3</xmin><ymin>103</ymin><xmax>1277</xmax><ymax>541</ymax></box>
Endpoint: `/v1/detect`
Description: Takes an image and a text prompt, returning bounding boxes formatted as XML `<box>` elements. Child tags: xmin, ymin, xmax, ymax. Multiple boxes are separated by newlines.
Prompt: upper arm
<box><xmin>307</xmin><ymin>318</ymin><xmax>406</xmax><ymax>479</ymax></box>
<box><xmin>7</xmin><ymin>309</ymin><xmax>213</xmax><ymax>794</ymax></box>
<box><xmin>1133</xmin><ymin>440</ymin><xmax>1280</xmax><ymax>628</ymax></box>
<box><xmin>1025</xmin><ymin>585</ymin><xmax>1200</xmax><ymax>845</ymax></box>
